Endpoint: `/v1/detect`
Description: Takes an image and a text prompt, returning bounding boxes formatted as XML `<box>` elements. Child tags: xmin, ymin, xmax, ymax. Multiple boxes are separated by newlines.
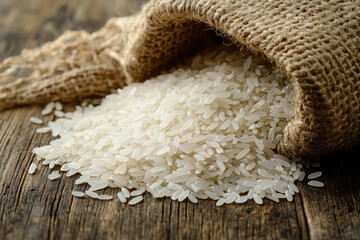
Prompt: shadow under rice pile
<box><xmin>29</xmin><ymin>46</ymin><xmax>320</xmax><ymax>206</ymax></box>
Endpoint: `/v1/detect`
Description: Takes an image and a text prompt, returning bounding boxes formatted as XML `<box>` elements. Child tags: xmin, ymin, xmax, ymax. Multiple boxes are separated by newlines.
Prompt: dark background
<box><xmin>0</xmin><ymin>0</ymin><xmax>359</xmax><ymax>239</ymax></box>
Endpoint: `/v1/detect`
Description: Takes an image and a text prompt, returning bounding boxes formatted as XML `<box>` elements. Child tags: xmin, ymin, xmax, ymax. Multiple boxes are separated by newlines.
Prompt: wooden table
<box><xmin>0</xmin><ymin>0</ymin><xmax>359</xmax><ymax>239</ymax></box>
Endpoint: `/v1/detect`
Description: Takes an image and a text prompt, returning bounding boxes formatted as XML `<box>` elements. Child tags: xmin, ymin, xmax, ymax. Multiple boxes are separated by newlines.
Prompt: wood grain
<box><xmin>0</xmin><ymin>0</ymin><xmax>359</xmax><ymax>239</ymax></box>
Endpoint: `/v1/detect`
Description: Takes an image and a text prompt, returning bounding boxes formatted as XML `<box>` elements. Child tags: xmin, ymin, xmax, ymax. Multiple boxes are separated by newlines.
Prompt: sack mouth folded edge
<box><xmin>122</xmin><ymin>0</ymin><xmax>336</xmax><ymax>158</ymax></box>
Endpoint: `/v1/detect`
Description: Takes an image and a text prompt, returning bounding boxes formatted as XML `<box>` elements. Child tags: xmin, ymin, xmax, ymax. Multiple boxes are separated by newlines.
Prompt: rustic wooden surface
<box><xmin>0</xmin><ymin>0</ymin><xmax>359</xmax><ymax>239</ymax></box>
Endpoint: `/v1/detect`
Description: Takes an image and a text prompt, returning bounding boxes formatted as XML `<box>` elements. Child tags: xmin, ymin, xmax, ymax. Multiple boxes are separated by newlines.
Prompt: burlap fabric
<box><xmin>0</xmin><ymin>0</ymin><xmax>359</xmax><ymax>157</ymax></box>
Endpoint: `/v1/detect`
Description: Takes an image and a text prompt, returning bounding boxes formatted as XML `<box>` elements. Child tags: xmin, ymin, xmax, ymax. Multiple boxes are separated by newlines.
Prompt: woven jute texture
<box><xmin>0</xmin><ymin>0</ymin><xmax>359</xmax><ymax>157</ymax></box>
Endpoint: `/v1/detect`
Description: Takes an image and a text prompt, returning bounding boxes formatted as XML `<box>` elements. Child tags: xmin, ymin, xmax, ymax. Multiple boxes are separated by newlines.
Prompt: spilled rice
<box><xmin>30</xmin><ymin>48</ymin><xmax>324</xmax><ymax>206</ymax></box>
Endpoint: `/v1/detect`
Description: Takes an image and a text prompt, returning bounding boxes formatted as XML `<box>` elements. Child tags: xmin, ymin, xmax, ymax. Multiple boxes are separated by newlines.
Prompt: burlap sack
<box><xmin>0</xmin><ymin>0</ymin><xmax>359</xmax><ymax>158</ymax></box>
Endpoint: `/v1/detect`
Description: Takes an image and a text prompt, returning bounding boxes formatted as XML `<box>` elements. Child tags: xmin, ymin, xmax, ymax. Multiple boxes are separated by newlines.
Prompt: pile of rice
<box><xmin>31</xmin><ymin>47</ymin><xmax>312</xmax><ymax>205</ymax></box>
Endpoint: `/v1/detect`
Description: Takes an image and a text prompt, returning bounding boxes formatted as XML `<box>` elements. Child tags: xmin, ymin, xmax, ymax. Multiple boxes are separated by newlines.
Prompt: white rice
<box><xmin>265</xmin><ymin>195</ymin><xmax>279</xmax><ymax>203</ymax></box>
<box><xmin>98</xmin><ymin>195</ymin><xmax>113</xmax><ymax>200</ymax></box>
<box><xmin>128</xmin><ymin>196</ymin><xmax>143</xmax><ymax>205</ymax></box>
<box><xmin>28</xmin><ymin>163</ymin><xmax>37</xmax><ymax>174</ymax></box>
<box><xmin>85</xmin><ymin>190</ymin><xmax>99</xmax><ymax>198</ymax></box>
<box><xmin>121</xmin><ymin>187</ymin><xmax>130</xmax><ymax>198</ymax></box>
<box><xmin>298</xmin><ymin>172</ymin><xmax>306</xmax><ymax>181</ymax></box>
<box><xmin>30</xmin><ymin>117</ymin><xmax>43</xmax><ymax>125</ymax></box>
<box><xmin>41</xmin><ymin>102</ymin><xmax>55</xmax><ymax>115</ymax></box>
<box><xmin>285</xmin><ymin>190</ymin><xmax>293</xmax><ymax>201</ymax></box>
<box><xmin>188</xmin><ymin>193</ymin><xmax>198</xmax><ymax>203</ymax></box>
<box><xmin>130</xmin><ymin>189</ymin><xmax>145</xmax><ymax>196</ymax></box>
<box><xmin>307</xmin><ymin>180</ymin><xmax>324</xmax><ymax>187</ymax></box>
<box><xmin>307</xmin><ymin>171</ymin><xmax>322</xmax><ymax>180</ymax></box>
<box><xmin>31</xmin><ymin>47</ymin><xmax>310</xmax><ymax>206</ymax></box>
<box><xmin>235</xmin><ymin>196</ymin><xmax>248</xmax><ymax>203</ymax></box>
<box><xmin>216</xmin><ymin>198</ymin><xmax>226</xmax><ymax>206</ymax></box>
<box><xmin>48</xmin><ymin>171</ymin><xmax>60</xmax><ymax>180</ymax></box>
<box><xmin>72</xmin><ymin>191</ymin><xmax>85</xmax><ymax>197</ymax></box>
<box><xmin>55</xmin><ymin>102</ymin><xmax>63</xmax><ymax>111</ymax></box>
<box><xmin>117</xmin><ymin>192</ymin><xmax>127</xmax><ymax>203</ymax></box>
<box><xmin>88</xmin><ymin>182</ymin><xmax>108</xmax><ymax>192</ymax></box>
<box><xmin>54</xmin><ymin>111</ymin><xmax>64</xmax><ymax>118</ymax></box>
<box><xmin>36</xmin><ymin>127</ymin><xmax>51</xmax><ymax>133</ymax></box>
<box><xmin>253</xmin><ymin>193</ymin><xmax>263</xmax><ymax>204</ymax></box>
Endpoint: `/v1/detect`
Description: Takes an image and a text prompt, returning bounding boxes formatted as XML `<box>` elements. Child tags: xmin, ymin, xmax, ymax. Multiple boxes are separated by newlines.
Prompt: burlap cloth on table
<box><xmin>0</xmin><ymin>0</ymin><xmax>359</xmax><ymax>157</ymax></box>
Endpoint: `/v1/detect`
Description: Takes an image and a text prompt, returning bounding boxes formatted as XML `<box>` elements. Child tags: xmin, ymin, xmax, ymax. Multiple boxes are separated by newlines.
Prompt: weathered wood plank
<box><xmin>299</xmin><ymin>152</ymin><xmax>360</xmax><ymax>240</ymax></box>
<box><xmin>0</xmin><ymin>0</ymin><xmax>359</xmax><ymax>239</ymax></box>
